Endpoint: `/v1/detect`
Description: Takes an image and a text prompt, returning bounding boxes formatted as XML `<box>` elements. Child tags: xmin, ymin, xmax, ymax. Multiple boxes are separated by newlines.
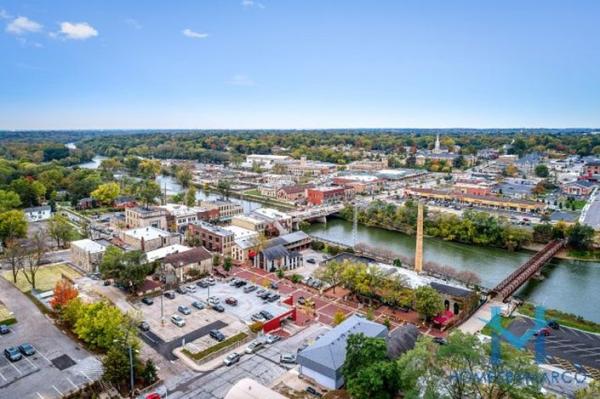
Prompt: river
<box><xmin>306</xmin><ymin>218</ymin><xmax>600</xmax><ymax>323</ymax></box>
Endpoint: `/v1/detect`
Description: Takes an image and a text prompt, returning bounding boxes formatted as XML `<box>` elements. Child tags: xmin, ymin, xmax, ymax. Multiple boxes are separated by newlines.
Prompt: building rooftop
<box><xmin>222</xmin><ymin>225</ymin><xmax>258</xmax><ymax>239</ymax></box>
<box><xmin>336</xmin><ymin>174</ymin><xmax>380</xmax><ymax>182</ymax></box>
<box><xmin>159</xmin><ymin>203</ymin><xmax>204</xmax><ymax>216</ymax></box>
<box><xmin>145</xmin><ymin>244</ymin><xmax>192</xmax><ymax>263</ymax></box>
<box><xmin>279</xmin><ymin>230</ymin><xmax>310</xmax><ymax>244</ymax></box>
<box><xmin>193</xmin><ymin>221</ymin><xmax>235</xmax><ymax>237</ymax></box>
<box><xmin>23</xmin><ymin>205</ymin><xmax>51</xmax><ymax>212</ymax></box>
<box><xmin>71</xmin><ymin>239</ymin><xmax>107</xmax><ymax>253</ymax></box>
<box><xmin>123</xmin><ymin>226</ymin><xmax>172</xmax><ymax>241</ymax></box>
<box><xmin>164</xmin><ymin>246</ymin><xmax>212</xmax><ymax>266</ymax></box>
<box><xmin>251</xmin><ymin>207</ymin><xmax>291</xmax><ymax>220</ymax></box>
<box><xmin>297</xmin><ymin>315</ymin><xmax>387</xmax><ymax>377</ymax></box>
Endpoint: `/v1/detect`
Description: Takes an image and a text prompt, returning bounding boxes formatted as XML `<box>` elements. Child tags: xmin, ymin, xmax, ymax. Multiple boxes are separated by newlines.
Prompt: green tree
<box><xmin>91</xmin><ymin>182</ymin><xmax>121</xmax><ymax>205</ymax></box>
<box><xmin>138</xmin><ymin>159</ymin><xmax>161</xmax><ymax>178</ymax></box>
<box><xmin>47</xmin><ymin>214</ymin><xmax>76</xmax><ymax>248</ymax></box>
<box><xmin>176</xmin><ymin>166</ymin><xmax>193</xmax><ymax>187</ymax></box>
<box><xmin>566</xmin><ymin>222</ymin><xmax>595</xmax><ymax>250</ymax></box>
<box><xmin>73</xmin><ymin>301</ymin><xmax>126</xmax><ymax>350</ymax></box>
<box><xmin>140</xmin><ymin>359</ymin><xmax>158</xmax><ymax>385</ymax></box>
<box><xmin>0</xmin><ymin>210</ymin><xmax>28</xmax><ymax>246</ymax></box>
<box><xmin>184</xmin><ymin>186</ymin><xmax>197</xmax><ymax>207</ymax></box>
<box><xmin>99</xmin><ymin>247</ymin><xmax>153</xmax><ymax>292</ymax></box>
<box><xmin>414</xmin><ymin>285</ymin><xmax>444</xmax><ymax>321</ymax></box>
<box><xmin>102</xmin><ymin>344</ymin><xmax>131</xmax><ymax>386</ymax></box>
<box><xmin>223</xmin><ymin>256</ymin><xmax>233</xmax><ymax>272</ymax></box>
<box><xmin>534</xmin><ymin>164</ymin><xmax>549</xmax><ymax>177</ymax></box>
<box><xmin>315</xmin><ymin>260</ymin><xmax>344</xmax><ymax>293</ymax></box>
<box><xmin>137</xmin><ymin>180</ymin><xmax>161</xmax><ymax>208</ymax></box>
<box><xmin>0</xmin><ymin>189</ymin><xmax>21</xmax><ymax>212</ymax></box>
<box><xmin>332</xmin><ymin>311</ymin><xmax>346</xmax><ymax>326</ymax></box>
<box><xmin>576</xmin><ymin>380</ymin><xmax>600</xmax><ymax>399</ymax></box>
<box><xmin>217</xmin><ymin>179</ymin><xmax>231</xmax><ymax>199</ymax></box>
<box><xmin>10</xmin><ymin>177</ymin><xmax>46</xmax><ymax>207</ymax></box>
<box><xmin>342</xmin><ymin>334</ymin><xmax>399</xmax><ymax>399</ymax></box>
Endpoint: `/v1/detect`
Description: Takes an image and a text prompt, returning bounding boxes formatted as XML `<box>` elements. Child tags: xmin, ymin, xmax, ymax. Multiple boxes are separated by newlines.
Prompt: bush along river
<box><xmin>306</xmin><ymin>217</ymin><xmax>600</xmax><ymax>324</ymax></box>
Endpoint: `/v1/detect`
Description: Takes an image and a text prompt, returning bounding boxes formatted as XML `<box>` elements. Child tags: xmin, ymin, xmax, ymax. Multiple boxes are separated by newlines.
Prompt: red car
<box><xmin>534</xmin><ymin>327</ymin><xmax>551</xmax><ymax>337</ymax></box>
<box><xmin>225</xmin><ymin>297</ymin><xmax>238</xmax><ymax>306</ymax></box>
<box><xmin>146</xmin><ymin>394</ymin><xmax>161</xmax><ymax>399</ymax></box>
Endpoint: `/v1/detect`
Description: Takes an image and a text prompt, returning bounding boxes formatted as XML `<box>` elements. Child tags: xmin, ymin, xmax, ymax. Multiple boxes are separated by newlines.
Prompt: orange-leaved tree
<box><xmin>49</xmin><ymin>279</ymin><xmax>79</xmax><ymax>310</ymax></box>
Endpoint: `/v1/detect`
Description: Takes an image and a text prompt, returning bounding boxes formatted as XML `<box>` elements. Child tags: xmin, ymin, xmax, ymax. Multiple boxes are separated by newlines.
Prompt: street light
<box><xmin>113</xmin><ymin>338</ymin><xmax>138</xmax><ymax>397</ymax></box>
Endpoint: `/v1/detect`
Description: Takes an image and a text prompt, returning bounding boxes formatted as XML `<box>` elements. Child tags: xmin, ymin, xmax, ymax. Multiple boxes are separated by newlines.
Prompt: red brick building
<box><xmin>307</xmin><ymin>186</ymin><xmax>347</xmax><ymax>206</ymax></box>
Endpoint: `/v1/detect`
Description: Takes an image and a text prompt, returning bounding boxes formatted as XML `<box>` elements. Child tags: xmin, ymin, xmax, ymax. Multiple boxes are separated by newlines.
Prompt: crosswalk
<box><xmin>545</xmin><ymin>355</ymin><xmax>600</xmax><ymax>379</ymax></box>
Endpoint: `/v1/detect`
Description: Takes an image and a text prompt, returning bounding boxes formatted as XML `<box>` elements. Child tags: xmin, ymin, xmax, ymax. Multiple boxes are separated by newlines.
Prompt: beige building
<box><xmin>199</xmin><ymin>200</ymin><xmax>243</xmax><ymax>221</ymax></box>
<box><xmin>125</xmin><ymin>206</ymin><xmax>168</xmax><ymax>230</ymax></box>
<box><xmin>163</xmin><ymin>247</ymin><xmax>213</xmax><ymax>282</ymax></box>
<box><xmin>70</xmin><ymin>239</ymin><xmax>108</xmax><ymax>273</ymax></box>
<box><xmin>120</xmin><ymin>227</ymin><xmax>182</xmax><ymax>252</ymax></box>
<box><xmin>231</xmin><ymin>215</ymin><xmax>267</xmax><ymax>233</ymax></box>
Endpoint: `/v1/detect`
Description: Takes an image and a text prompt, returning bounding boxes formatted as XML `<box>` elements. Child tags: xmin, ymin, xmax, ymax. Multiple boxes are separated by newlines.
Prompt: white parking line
<box><xmin>24</xmin><ymin>355</ymin><xmax>36</xmax><ymax>368</ymax></box>
<box><xmin>32</xmin><ymin>347</ymin><xmax>52</xmax><ymax>365</ymax></box>
<box><xmin>36</xmin><ymin>392</ymin><xmax>45</xmax><ymax>399</ymax></box>
<box><xmin>7</xmin><ymin>360</ymin><xmax>22</xmax><ymax>375</ymax></box>
<box><xmin>0</xmin><ymin>370</ymin><xmax>6</xmax><ymax>381</ymax></box>
<box><xmin>80</xmin><ymin>370</ymin><xmax>93</xmax><ymax>382</ymax></box>
<box><xmin>66</xmin><ymin>376</ymin><xmax>78</xmax><ymax>389</ymax></box>
<box><xmin>52</xmin><ymin>385</ymin><xmax>62</xmax><ymax>396</ymax></box>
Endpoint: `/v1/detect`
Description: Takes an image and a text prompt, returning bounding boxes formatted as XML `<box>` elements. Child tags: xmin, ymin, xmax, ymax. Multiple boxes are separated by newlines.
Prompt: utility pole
<box><xmin>128</xmin><ymin>344</ymin><xmax>134</xmax><ymax>397</ymax></box>
<box><xmin>160</xmin><ymin>290</ymin><xmax>165</xmax><ymax>327</ymax></box>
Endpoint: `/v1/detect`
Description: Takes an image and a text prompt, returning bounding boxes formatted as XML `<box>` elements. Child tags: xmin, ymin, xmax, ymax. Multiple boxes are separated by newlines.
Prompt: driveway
<box><xmin>0</xmin><ymin>277</ymin><xmax>102</xmax><ymax>399</ymax></box>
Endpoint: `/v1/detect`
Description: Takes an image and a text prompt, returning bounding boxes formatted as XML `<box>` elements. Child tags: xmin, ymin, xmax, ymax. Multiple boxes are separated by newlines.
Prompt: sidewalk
<box><xmin>458</xmin><ymin>301</ymin><xmax>505</xmax><ymax>334</ymax></box>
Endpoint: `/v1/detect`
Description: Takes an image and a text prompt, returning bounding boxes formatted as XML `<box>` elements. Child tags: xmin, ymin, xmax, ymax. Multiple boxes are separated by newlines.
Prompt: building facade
<box><xmin>125</xmin><ymin>207</ymin><xmax>168</xmax><ymax>230</ymax></box>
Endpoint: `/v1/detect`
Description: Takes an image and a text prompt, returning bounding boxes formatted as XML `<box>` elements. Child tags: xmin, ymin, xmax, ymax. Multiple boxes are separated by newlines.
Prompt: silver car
<box><xmin>170</xmin><ymin>314</ymin><xmax>186</xmax><ymax>327</ymax></box>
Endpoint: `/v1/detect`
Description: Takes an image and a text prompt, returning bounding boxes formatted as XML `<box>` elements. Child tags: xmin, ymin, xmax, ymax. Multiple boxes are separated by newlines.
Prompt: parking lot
<box><xmin>137</xmin><ymin>278</ymin><xmax>291</xmax><ymax>360</ymax></box>
<box><xmin>161</xmin><ymin>323</ymin><xmax>331</xmax><ymax>399</ymax></box>
<box><xmin>507</xmin><ymin>316</ymin><xmax>600</xmax><ymax>379</ymax></box>
<box><xmin>0</xmin><ymin>278</ymin><xmax>102</xmax><ymax>399</ymax></box>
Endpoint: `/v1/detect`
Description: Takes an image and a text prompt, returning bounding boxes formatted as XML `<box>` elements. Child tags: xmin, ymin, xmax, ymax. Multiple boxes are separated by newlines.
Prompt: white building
<box><xmin>144</xmin><ymin>244</ymin><xmax>192</xmax><ymax>263</ymax></box>
<box><xmin>23</xmin><ymin>206</ymin><xmax>51</xmax><ymax>222</ymax></box>
<box><xmin>70</xmin><ymin>239</ymin><xmax>108</xmax><ymax>273</ymax></box>
<box><xmin>241</xmin><ymin>154</ymin><xmax>292</xmax><ymax>170</ymax></box>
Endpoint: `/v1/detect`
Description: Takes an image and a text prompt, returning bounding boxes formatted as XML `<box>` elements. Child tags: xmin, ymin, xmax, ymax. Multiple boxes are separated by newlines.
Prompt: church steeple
<box><xmin>433</xmin><ymin>134</ymin><xmax>441</xmax><ymax>154</ymax></box>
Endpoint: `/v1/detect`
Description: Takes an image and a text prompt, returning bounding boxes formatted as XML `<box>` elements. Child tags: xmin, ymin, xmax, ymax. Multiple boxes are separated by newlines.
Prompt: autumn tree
<box><xmin>91</xmin><ymin>182</ymin><xmax>121</xmax><ymax>205</ymax></box>
<box><xmin>332</xmin><ymin>311</ymin><xmax>346</xmax><ymax>326</ymax></box>
<box><xmin>184</xmin><ymin>186</ymin><xmax>197</xmax><ymax>207</ymax></box>
<box><xmin>138</xmin><ymin>159</ymin><xmax>161</xmax><ymax>178</ymax></box>
<box><xmin>414</xmin><ymin>285</ymin><xmax>444</xmax><ymax>322</ymax></box>
<box><xmin>50</xmin><ymin>279</ymin><xmax>79</xmax><ymax>310</ymax></box>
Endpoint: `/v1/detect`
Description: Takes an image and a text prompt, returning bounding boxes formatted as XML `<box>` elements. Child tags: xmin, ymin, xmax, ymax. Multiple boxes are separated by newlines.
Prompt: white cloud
<box><xmin>0</xmin><ymin>9</ymin><xmax>12</xmax><ymax>20</ymax></box>
<box><xmin>182</xmin><ymin>28</ymin><xmax>208</xmax><ymax>39</ymax></box>
<box><xmin>228</xmin><ymin>74</ymin><xmax>255</xmax><ymax>87</ymax></box>
<box><xmin>124</xmin><ymin>18</ymin><xmax>142</xmax><ymax>30</ymax></box>
<box><xmin>242</xmin><ymin>0</ymin><xmax>265</xmax><ymax>8</ymax></box>
<box><xmin>6</xmin><ymin>16</ymin><xmax>43</xmax><ymax>35</ymax></box>
<box><xmin>57</xmin><ymin>22</ymin><xmax>98</xmax><ymax>40</ymax></box>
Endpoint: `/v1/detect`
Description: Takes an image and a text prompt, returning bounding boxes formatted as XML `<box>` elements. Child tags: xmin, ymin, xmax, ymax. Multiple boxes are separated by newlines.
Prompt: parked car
<box><xmin>245</xmin><ymin>341</ymin><xmax>264</xmax><ymax>354</ymax></box>
<box><xmin>243</xmin><ymin>285</ymin><xmax>257</xmax><ymax>293</ymax></box>
<box><xmin>175</xmin><ymin>286</ymin><xmax>186</xmax><ymax>295</ymax></box>
<box><xmin>18</xmin><ymin>343</ymin><xmax>36</xmax><ymax>356</ymax></box>
<box><xmin>306</xmin><ymin>258</ymin><xmax>316</xmax><ymax>264</ymax></box>
<box><xmin>267</xmin><ymin>294</ymin><xmax>281</xmax><ymax>303</ymax></box>
<box><xmin>223</xmin><ymin>352</ymin><xmax>241</xmax><ymax>366</ymax></box>
<box><xmin>225</xmin><ymin>297</ymin><xmax>238</xmax><ymax>306</ymax></box>
<box><xmin>209</xmin><ymin>329</ymin><xmax>225</xmax><ymax>342</ymax></box>
<box><xmin>260</xmin><ymin>310</ymin><xmax>274</xmax><ymax>320</ymax></box>
<box><xmin>270</xmin><ymin>282</ymin><xmax>278</xmax><ymax>289</ymax></box>
<box><xmin>164</xmin><ymin>291</ymin><xmax>176</xmax><ymax>299</ymax></box>
<box><xmin>145</xmin><ymin>394</ymin><xmax>161</xmax><ymax>399</ymax></box>
<box><xmin>234</xmin><ymin>280</ymin><xmax>247</xmax><ymax>288</ymax></box>
<box><xmin>170</xmin><ymin>314</ymin><xmax>186</xmax><ymax>327</ymax></box>
<box><xmin>259</xmin><ymin>292</ymin><xmax>271</xmax><ymax>300</ymax></box>
<box><xmin>534</xmin><ymin>327</ymin><xmax>551</xmax><ymax>337</ymax></box>
<box><xmin>186</xmin><ymin>285</ymin><xmax>197</xmax><ymax>293</ymax></box>
<box><xmin>433</xmin><ymin>337</ymin><xmax>447</xmax><ymax>345</ymax></box>
<box><xmin>280</xmin><ymin>352</ymin><xmax>296</xmax><ymax>364</ymax></box>
<box><xmin>306</xmin><ymin>386</ymin><xmax>322</xmax><ymax>397</ymax></box>
<box><xmin>297</xmin><ymin>296</ymin><xmax>306</xmax><ymax>305</ymax></box>
<box><xmin>265</xmin><ymin>334</ymin><xmax>281</xmax><ymax>344</ymax></box>
<box><xmin>191</xmin><ymin>301</ymin><xmax>205</xmax><ymax>310</ymax></box>
<box><xmin>256</xmin><ymin>289</ymin><xmax>266</xmax><ymax>296</ymax></box>
<box><xmin>197</xmin><ymin>280</ymin><xmax>209</xmax><ymax>288</ymax></box>
<box><xmin>103</xmin><ymin>280</ymin><xmax>111</xmax><ymax>286</ymax></box>
<box><xmin>141</xmin><ymin>297</ymin><xmax>154</xmax><ymax>305</ymax></box>
<box><xmin>0</xmin><ymin>324</ymin><xmax>10</xmax><ymax>335</ymax></box>
<box><xmin>547</xmin><ymin>320</ymin><xmax>560</xmax><ymax>330</ymax></box>
<box><xmin>208</xmin><ymin>296</ymin><xmax>220</xmax><ymax>305</ymax></box>
<box><xmin>206</xmin><ymin>277</ymin><xmax>216</xmax><ymax>285</ymax></box>
<box><xmin>212</xmin><ymin>304</ymin><xmax>225</xmax><ymax>312</ymax></box>
<box><xmin>178</xmin><ymin>305</ymin><xmax>192</xmax><ymax>315</ymax></box>
<box><xmin>229</xmin><ymin>278</ymin><xmax>239</xmax><ymax>286</ymax></box>
<box><xmin>138</xmin><ymin>321</ymin><xmax>151</xmax><ymax>332</ymax></box>
<box><xmin>251</xmin><ymin>313</ymin><xmax>267</xmax><ymax>322</ymax></box>
<box><xmin>4</xmin><ymin>347</ymin><xmax>22</xmax><ymax>362</ymax></box>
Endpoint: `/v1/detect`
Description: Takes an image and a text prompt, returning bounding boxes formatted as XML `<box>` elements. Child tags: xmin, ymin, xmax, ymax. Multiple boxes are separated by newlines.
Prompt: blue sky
<box><xmin>1</xmin><ymin>0</ymin><xmax>599</xmax><ymax>129</ymax></box>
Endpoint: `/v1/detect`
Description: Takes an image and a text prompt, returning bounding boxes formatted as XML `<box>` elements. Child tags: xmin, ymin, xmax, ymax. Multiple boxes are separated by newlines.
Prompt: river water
<box><xmin>306</xmin><ymin>218</ymin><xmax>600</xmax><ymax>323</ymax></box>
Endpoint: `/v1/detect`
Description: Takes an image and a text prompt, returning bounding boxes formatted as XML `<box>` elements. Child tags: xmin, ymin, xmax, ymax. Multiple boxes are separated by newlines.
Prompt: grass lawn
<box><xmin>2</xmin><ymin>264</ymin><xmax>82</xmax><ymax>293</ymax></box>
<box><xmin>481</xmin><ymin>315</ymin><xmax>515</xmax><ymax>336</ymax></box>
<box><xmin>519</xmin><ymin>303</ymin><xmax>600</xmax><ymax>334</ymax></box>
<box><xmin>0</xmin><ymin>303</ymin><xmax>16</xmax><ymax>325</ymax></box>
<box><xmin>182</xmin><ymin>332</ymin><xmax>248</xmax><ymax>362</ymax></box>
<box><xmin>567</xmin><ymin>248</ymin><xmax>600</xmax><ymax>261</ymax></box>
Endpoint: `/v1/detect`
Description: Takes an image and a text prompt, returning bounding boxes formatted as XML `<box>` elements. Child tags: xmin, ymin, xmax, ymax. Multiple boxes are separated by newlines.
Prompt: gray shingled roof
<box><xmin>297</xmin><ymin>315</ymin><xmax>387</xmax><ymax>383</ymax></box>
<box><xmin>430</xmin><ymin>281</ymin><xmax>473</xmax><ymax>298</ymax></box>
<box><xmin>387</xmin><ymin>324</ymin><xmax>420</xmax><ymax>359</ymax></box>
